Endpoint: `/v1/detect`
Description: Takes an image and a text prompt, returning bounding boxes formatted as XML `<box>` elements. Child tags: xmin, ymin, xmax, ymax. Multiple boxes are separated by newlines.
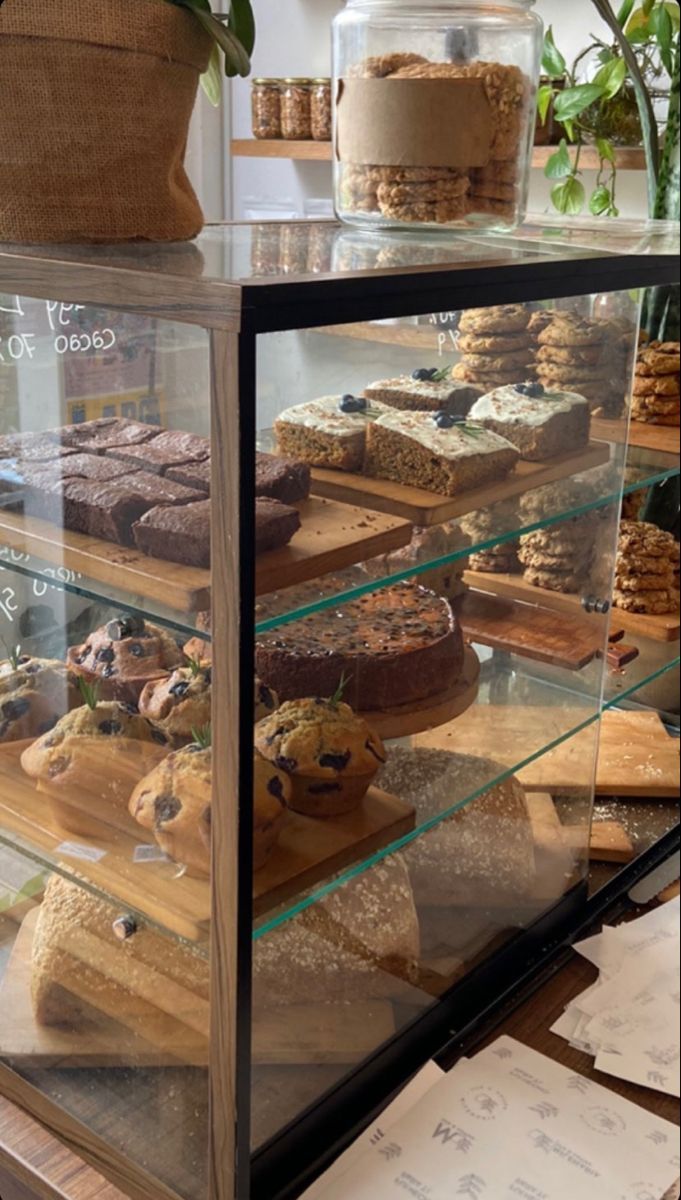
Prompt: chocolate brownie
<box><xmin>61</xmin><ymin>475</ymin><xmax>203</xmax><ymax>546</ymax></box>
<box><xmin>133</xmin><ymin>500</ymin><xmax>211</xmax><ymax>567</ymax></box>
<box><xmin>255</xmin><ymin>497</ymin><xmax>301</xmax><ymax>554</ymax></box>
<box><xmin>9</xmin><ymin>455</ymin><xmax>142</xmax><ymax>520</ymax></box>
<box><xmin>105</xmin><ymin>430</ymin><xmax>210</xmax><ymax>475</ymax></box>
<box><xmin>166</xmin><ymin>459</ymin><xmax>211</xmax><ymax>494</ymax></box>
<box><xmin>0</xmin><ymin>432</ymin><xmax>78</xmax><ymax>463</ymax></box>
<box><xmin>255</xmin><ymin>452</ymin><xmax>311</xmax><ymax>504</ymax></box>
<box><xmin>56</xmin><ymin>418</ymin><xmax>158</xmax><ymax>453</ymax></box>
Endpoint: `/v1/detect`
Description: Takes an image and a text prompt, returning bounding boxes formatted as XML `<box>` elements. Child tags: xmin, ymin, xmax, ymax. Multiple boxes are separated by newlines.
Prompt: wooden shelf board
<box><xmin>455</xmin><ymin>588</ymin><xmax>601</xmax><ymax>670</ymax></box>
<box><xmin>232</xmin><ymin>140</ymin><xmax>648</xmax><ymax>171</ymax></box>
<box><xmin>0</xmin><ymin>909</ymin><xmax>396</xmax><ymax>1068</ymax></box>
<box><xmin>311</xmin><ymin>439</ymin><xmax>611</xmax><ymax>527</ymax></box>
<box><xmin>0</xmin><ymin>497</ymin><xmax>412</xmax><ymax>614</ymax></box>
<box><xmin>416</xmin><ymin>706</ymin><xmax>679</xmax><ymax>797</ymax></box>
<box><xmin>0</xmin><ymin>748</ymin><xmax>415</xmax><ymax>943</ymax></box>
<box><xmin>314</xmin><ymin>322</ymin><xmax>441</xmax><ymax>351</ymax></box>
<box><xmin>464</xmin><ymin>567</ymin><xmax>680</xmax><ymax>644</ymax></box>
<box><xmin>592</xmin><ymin>415</ymin><xmax>680</xmax><ymax>458</ymax></box>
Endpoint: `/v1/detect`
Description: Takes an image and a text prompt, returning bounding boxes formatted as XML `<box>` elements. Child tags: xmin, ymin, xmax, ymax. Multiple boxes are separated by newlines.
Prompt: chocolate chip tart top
<box><xmin>67</xmin><ymin>615</ymin><xmax>184</xmax><ymax>704</ymax></box>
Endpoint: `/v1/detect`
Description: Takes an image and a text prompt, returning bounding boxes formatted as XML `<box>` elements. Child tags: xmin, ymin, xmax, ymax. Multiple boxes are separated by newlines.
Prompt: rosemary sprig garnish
<box><xmin>184</xmin><ymin>653</ymin><xmax>203</xmax><ymax>678</ymax></box>
<box><xmin>430</xmin><ymin>367</ymin><xmax>453</xmax><ymax>383</ymax></box>
<box><xmin>191</xmin><ymin>723</ymin><xmax>212</xmax><ymax>750</ymax></box>
<box><xmin>330</xmin><ymin>671</ymin><xmax>351</xmax><ymax>707</ymax></box>
<box><xmin>77</xmin><ymin>676</ymin><xmax>100</xmax><ymax>711</ymax></box>
<box><xmin>2</xmin><ymin>640</ymin><xmax>23</xmax><ymax>671</ymax></box>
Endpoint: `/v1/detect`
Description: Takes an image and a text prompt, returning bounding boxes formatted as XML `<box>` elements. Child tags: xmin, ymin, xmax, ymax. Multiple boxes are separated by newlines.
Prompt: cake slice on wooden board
<box><xmin>364</xmin><ymin>373</ymin><xmax>482</xmax><ymax>415</ymax></box>
<box><xmin>364</xmin><ymin>410</ymin><xmax>519</xmax><ymax>496</ymax></box>
<box><xmin>274</xmin><ymin>395</ymin><xmax>389</xmax><ymax>471</ymax></box>
<box><xmin>255</xmin><ymin>497</ymin><xmax>302</xmax><ymax>554</ymax></box>
<box><xmin>467</xmin><ymin>383</ymin><xmax>590</xmax><ymax>461</ymax></box>
<box><xmin>133</xmin><ymin>499</ymin><xmax>212</xmax><ymax>568</ymax></box>
<box><xmin>59</xmin><ymin>475</ymin><xmax>204</xmax><ymax>547</ymax></box>
<box><xmin>255</xmin><ymin>580</ymin><xmax>464</xmax><ymax>711</ymax></box>
<box><xmin>55</xmin><ymin>417</ymin><xmax>159</xmax><ymax>453</ymax></box>
<box><xmin>255</xmin><ymin>451</ymin><xmax>311</xmax><ymax>504</ymax></box>
<box><xmin>104</xmin><ymin>430</ymin><xmax>210</xmax><ymax>475</ymax></box>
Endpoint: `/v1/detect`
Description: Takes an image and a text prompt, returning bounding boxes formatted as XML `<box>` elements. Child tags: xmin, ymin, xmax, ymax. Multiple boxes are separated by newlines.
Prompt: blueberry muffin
<box><xmin>183</xmin><ymin>610</ymin><xmax>211</xmax><ymax>664</ymax></box>
<box><xmin>254</xmin><ymin>697</ymin><xmax>386</xmax><ymax>817</ymax></box>
<box><xmin>67</xmin><ymin>614</ymin><xmax>184</xmax><ymax>704</ymax></box>
<box><xmin>21</xmin><ymin>701</ymin><xmax>170</xmax><ymax>838</ymax></box>
<box><xmin>254</xmin><ymin>677</ymin><xmax>279</xmax><ymax>723</ymax></box>
<box><xmin>0</xmin><ymin>656</ymin><xmax>80</xmax><ymax>745</ymax></box>
<box><xmin>138</xmin><ymin>665</ymin><xmax>212</xmax><ymax>746</ymax></box>
<box><xmin>129</xmin><ymin>747</ymin><xmax>289</xmax><ymax>875</ymax></box>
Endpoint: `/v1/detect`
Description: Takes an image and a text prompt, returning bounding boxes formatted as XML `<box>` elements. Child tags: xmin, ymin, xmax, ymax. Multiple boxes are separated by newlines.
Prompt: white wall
<box><xmin>225</xmin><ymin>0</ymin><xmax>651</xmax><ymax>222</ymax></box>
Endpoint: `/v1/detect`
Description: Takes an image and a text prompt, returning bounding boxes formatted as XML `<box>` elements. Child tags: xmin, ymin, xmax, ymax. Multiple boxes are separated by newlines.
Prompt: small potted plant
<box><xmin>0</xmin><ymin>0</ymin><xmax>255</xmax><ymax>244</ymax></box>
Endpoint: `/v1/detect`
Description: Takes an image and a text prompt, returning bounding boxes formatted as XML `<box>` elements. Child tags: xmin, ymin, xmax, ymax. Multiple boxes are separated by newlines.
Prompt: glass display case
<box><xmin>0</xmin><ymin>220</ymin><xmax>678</xmax><ymax>1200</ymax></box>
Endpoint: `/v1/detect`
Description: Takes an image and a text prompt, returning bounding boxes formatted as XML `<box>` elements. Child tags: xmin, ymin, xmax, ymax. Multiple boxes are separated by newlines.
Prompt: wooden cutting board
<box><xmin>464</xmin><ymin>568</ymin><xmax>680</xmax><ymax>644</ymax></box>
<box><xmin>0</xmin><ymin>909</ymin><xmax>396</xmax><ymax>1068</ymax></box>
<box><xmin>310</xmin><ymin>441</ymin><xmax>610</xmax><ymax>527</ymax></box>
<box><xmin>417</xmin><ymin>707</ymin><xmax>679</xmax><ymax>797</ymax></box>
<box><xmin>454</xmin><ymin>589</ymin><xmax>601</xmax><ymax>670</ymax></box>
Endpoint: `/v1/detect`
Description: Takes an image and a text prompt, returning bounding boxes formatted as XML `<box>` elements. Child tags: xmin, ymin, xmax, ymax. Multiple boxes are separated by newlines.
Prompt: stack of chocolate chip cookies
<box><xmin>518</xmin><ymin>512</ymin><xmax>602</xmax><ymax>595</ymax></box>
<box><xmin>453</xmin><ymin>304</ymin><xmax>534</xmax><ymax>392</ymax></box>
<box><xmin>631</xmin><ymin>341</ymin><xmax>680</xmax><ymax>427</ymax></box>
<box><xmin>462</xmin><ymin>500</ymin><xmax>521</xmax><ymax>574</ymax></box>
<box><xmin>614</xmin><ymin>520</ymin><xmax>680</xmax><ymax>615</ymax></box>
<box><xmin>535</xmin><ymin>312</ymin><xmax>618</xmax><ymax>414</ymax></box>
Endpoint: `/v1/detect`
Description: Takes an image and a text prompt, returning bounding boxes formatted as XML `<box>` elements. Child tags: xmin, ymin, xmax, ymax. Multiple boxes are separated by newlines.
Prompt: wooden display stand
<box><xmin>310</xmin><ymin>440</ymin><xmax>611</xmax><ymax>527</ymax></box>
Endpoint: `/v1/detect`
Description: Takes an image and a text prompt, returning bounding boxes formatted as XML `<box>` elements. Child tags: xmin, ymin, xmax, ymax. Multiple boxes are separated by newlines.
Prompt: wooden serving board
<box><xmin>0</xmin><ymin>909</ymin><xmax>395</xmax><ymax>1068</ymax></box>
<box><xmin>0</xmin><ymin>498</ymin><xmax>412</xmax><ymax>613</ymax></box>
<box><xmin>0</xmin><ymin>749</ymin><xmax>413</xmax><ymax>942</ymax></box>
<box><xmin>358</xmin><ymin>646</ymin><xmax>480</xmax><ymax>739</ymax></box>
<box><xmin>454</xmin><ymin>589</ymin><xmax>601</xmax><ymax>670</ymax></box>
<box><xmin>464</xmin><ymin>568</ymin><xmax>680</xmax><ymax>644</ymax></box>
<box><xmin>310</xmin><ymin>440</ymin><xmax>611</xmax><ymax>527</ymax></box>
<box><xmin>417</xmin><ymin>706</ymin><xmax>679</xmax><ymax>798</ymax></box>
<box><xmin>592</xmin><ymin>415</ymin><xmax>680</xmax><ymax>456</ymax></box>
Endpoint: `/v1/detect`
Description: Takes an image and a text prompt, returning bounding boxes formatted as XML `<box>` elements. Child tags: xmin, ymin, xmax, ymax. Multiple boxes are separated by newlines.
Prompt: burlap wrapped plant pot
<box><xmin>0</xmin><ymin>0</ymin><xmax>212</xmax><ymax>243</ymax></box>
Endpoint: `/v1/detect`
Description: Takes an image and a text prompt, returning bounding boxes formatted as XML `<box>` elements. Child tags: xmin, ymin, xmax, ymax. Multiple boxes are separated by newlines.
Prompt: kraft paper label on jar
<box><xmin>335</xmin><ymin>77</ymin><xmax>493</xmax><ymax>168</ymax></box>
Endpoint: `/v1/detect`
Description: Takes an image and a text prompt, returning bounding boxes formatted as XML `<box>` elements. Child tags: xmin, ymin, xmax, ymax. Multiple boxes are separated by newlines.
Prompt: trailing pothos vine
<box><xmin>538</xmin><ymin>0</ymin><xmax>679</xmax><ymax>218</ymax></box>
<box><xmin>167</xmin><ymin>0</ymin><xmax>256</xmax><ymax>99</ymax></box>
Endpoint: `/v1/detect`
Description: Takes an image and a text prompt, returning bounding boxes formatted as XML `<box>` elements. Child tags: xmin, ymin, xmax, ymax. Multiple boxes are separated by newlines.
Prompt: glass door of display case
<box><xmin>0</xmin><ymin>222</ymin><xmax>677</xmax><ymax>1200</ymax></box>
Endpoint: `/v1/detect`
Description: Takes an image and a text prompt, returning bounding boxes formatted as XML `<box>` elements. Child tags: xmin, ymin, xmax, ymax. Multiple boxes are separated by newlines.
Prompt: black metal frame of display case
<box><xmin>242</xmin><ymin>250</ymin><xmax>678</xmax><ymax>1200</ymax></box>
<box><xmin>0</xmin><ymin>234</ymin><xmax>678</xmax><ymax>1200</ymax></box>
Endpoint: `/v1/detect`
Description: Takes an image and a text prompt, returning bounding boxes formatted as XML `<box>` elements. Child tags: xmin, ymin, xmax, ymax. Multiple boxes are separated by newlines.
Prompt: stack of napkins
<box><xmin>552</xmin><ymin>898</ymin><xmax>680</xmax><ymax>1098</ymax></box>
<box><xmin>306</xmin><ymin>1036</ymin><xmax>680</xmax><ymax>1199</ymax></box>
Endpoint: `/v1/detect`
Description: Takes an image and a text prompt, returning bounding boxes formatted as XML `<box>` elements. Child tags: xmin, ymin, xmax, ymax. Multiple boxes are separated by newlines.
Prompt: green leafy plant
<box><xmin>191</xmin><ymin>723</ymin><xmax>212</xmax><ymax>749</ymax></box>
<box><xmin>167</xmin><ymin>0</ymin><xmax>256</xmax><ymax>102</ymax></box>
<box><xmin>77</xmin><ymin>676</ymin><xmax>100</xmax><ymax>711</ymax></box>
<box><xmin>539</xmin><ymin>4</ymin><xmax>679</xmax><ymax>219</ymax></box>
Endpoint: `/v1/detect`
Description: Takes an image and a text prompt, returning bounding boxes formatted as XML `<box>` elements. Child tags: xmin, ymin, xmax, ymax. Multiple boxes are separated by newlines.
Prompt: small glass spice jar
<box><xmin>281</xmin><ymin>78</ymin><xmax>313</xmax><ymax>140</ymax></box>
<box><xmin>252</xmin><ymin>78</ymin><xmax>282</xmax><ymax>140</ymax></box>
<box><xmin>311</xmin><ymin>78</ymin><xmax>332</xmax><ymax>141</ymax></box>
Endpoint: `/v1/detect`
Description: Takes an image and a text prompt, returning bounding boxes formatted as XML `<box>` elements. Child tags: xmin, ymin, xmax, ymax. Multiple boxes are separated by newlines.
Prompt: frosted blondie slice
<box><xmin>365</xmin><ymin>410</ymin><xmax>519</xmax><ymax>497</ymax></box>
<box><xmin>274</xmin><ymin>395</ymin><xmax>388</xmax><ymax>472</ymax></box>
<box><xmin>364</xmin><ymin>373</ymin><xmax>481</xmax><ymax>414</ymax></box>
<box><xmin>468</xmin><ymin>383</ymin><xmax>590</xmax><ymax>461</ymax></box>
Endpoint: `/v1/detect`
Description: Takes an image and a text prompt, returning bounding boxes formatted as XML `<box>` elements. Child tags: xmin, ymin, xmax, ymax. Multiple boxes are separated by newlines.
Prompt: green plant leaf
<box><xmin>593</xmin><ymin>57</ymin><xmax>627</xmax><ymax>99</ymax></box>
<box><xmin>650</xmin><ymin>4</ymin><xmax>675</xmax><ymax>73</ymax></box>
<box><xmin>616</xmin><ymin>0</ymin><xmax>636</xmax><ymax>25</ymax></box>
<box><xmin>173</xmin><ymin>0</ymin><xmax>252</xmax><ymax>77</ymax></box>
<box><xmin>590</xmin><ymin>184</ymin><xmax>613</xmax><ymax>214</ymax></box>
<box><xmin>537</xmin><ymin>84</ymin><xmax>554</xmax><ymax>124</ymax></box>
<box><xmin>230</xmin><ymin>0</ymin><xmax>256</xmax><ymax>57</ymax></box>
<box><xmin>545</xmin><ymin>139</ymin><xmax>575</xmax><ymax>178</ymax></box>
<box><xmin>201</xmin><ymin>44</ymin><xmax>223</xmax><ymax>106</ymax></box>
<box><xmin>642</xmin><ymin>0</ymin><xmax>655</xmax><ymax>14</ymax></box>
<box><xmin>552</xmin><ymin>176</ymin><xmax>586</xmax><ymax>215</ymax></box>
<box><xmin>554</xmin><ymin>83</ymin><xmax>607</xmax><ymax>121</ymax></box>
<box><xmin>542</xmin><ymin>27</ymin><xmax>568</xmax><ymax>79</ymax></box>
<box><xmin>625</xmin><ymin>7</ymin><xmax>650</xmax><ymax>34</ymax></box>
<box><xmin>596</xmin><ymin>136</ymin><xmax>617</xmax><ymax>164</ymax></box>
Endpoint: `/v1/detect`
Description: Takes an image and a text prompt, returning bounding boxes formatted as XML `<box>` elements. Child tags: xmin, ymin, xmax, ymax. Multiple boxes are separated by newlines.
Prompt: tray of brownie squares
<box><xmin>0</xmin><ymin>417</ymin><xmax>413</xmax><ymax>611</ymax></box>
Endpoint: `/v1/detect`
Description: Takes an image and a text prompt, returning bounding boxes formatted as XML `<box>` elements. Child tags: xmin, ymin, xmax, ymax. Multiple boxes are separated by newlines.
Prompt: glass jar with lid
<box><xmin>332</xmin><ymin>0</ymin><xmax>543</xmax><ymax>231</ymax></box>
<box><xmin>281</xmin><ymin>78</ymin><xmax>313</xmax><ymax>140</ymax></box>
<box><xmin>311</xmin><ymin>77</ymin><xmax>332</xmax><ymax>141</ymax></box>
<box><xmin>251</xmin><ymin>78</ymin><xmax>282</xmax><ymax>140</ymax></box>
